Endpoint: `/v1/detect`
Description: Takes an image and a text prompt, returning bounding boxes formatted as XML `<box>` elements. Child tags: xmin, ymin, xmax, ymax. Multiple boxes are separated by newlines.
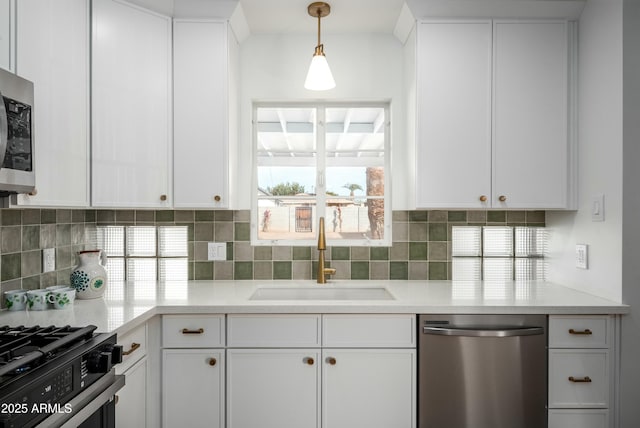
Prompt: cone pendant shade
<box><xmin>304</xmin><ymin>2</ymin><xmax>335</xmax><ymax>91</ymax></box>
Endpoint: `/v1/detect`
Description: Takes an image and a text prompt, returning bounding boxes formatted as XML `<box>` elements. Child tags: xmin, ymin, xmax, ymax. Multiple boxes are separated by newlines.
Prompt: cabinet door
<box><xmin>493</xmin><ymin>21</ymin><xmax>569</xmax><ymax>208</ymax></box>
<box><xmin>162</xmin><ymin>349</ymin><xmax>224</xmax><ymax>428</ymax></box>
<box><xmin>322</xmin><ymin>349</ymin><xmax>416</xmax><ymax>428</ymax></box>
<box><xmin>92</xmin><ymin>0</ymin><xmax>171</xmax><ymax>208</ymax></box>
<box><xmin>227</xmin><ymin>349</ymin><xmax>320</xmax><ymax>428</ymax></box>
<box><xmin>116</xmin><ymin>357</ymin><xmax>147</xmax><ymax>428</ymax></box>
<box><xmin>173</xmin><ymin>20</ymin><xmax>229</xmax><ymax>208</ymax></box>
<box><xmin>416</xmin><ymin>21</ymin><xmax>492</xmax><ymax>209</ymax></box>
<box><xmin>0</xmin><ymin>0</ymin><xmax>14</xmax><ymax>72</ymax></box>
<box><xmin>14</xmin><ymin>0</ymin><xmax>89</xmax><ymax>206</ymax></box>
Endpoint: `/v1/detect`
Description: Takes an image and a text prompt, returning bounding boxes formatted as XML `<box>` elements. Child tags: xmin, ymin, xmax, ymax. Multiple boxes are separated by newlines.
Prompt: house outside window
<box><xmin>252</xmin><ymin>102</ymin><xmax>391</xmax><ymax>247</ymax></box>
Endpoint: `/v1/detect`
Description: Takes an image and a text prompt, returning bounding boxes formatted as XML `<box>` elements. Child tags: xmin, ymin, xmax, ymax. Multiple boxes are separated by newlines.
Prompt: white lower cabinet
<box><xmin>161</xmin><ymin>315</ymin><xmax>225</xmax><ymax>428</ymax></box>
<box><xmin>116</xmin><ymin>357</ymin><xmax>147</xmax><ymax>428</ymax></box>
<box><xmin>226</xmin><ymin>314</ymin><xmax>416</xmax><ymax>428</ymax></box>
<box><xmin>321</xmin><ymin>349</ymin><xmax>415</xmax><ymax>428</ymax></box>
<box><xmin>227</xmin><ymin>349</ymin><xmax>321</xmax><ymax>428</ymax></box>
<box><xmin>548</xmin><ymin>315</ymin><xmax>616</xmax><ymax>428</ymax></box>
<box><xmin>162</xmin><ymin>349</ymin><xmax>225</xmax><ymax>428</ymax></box>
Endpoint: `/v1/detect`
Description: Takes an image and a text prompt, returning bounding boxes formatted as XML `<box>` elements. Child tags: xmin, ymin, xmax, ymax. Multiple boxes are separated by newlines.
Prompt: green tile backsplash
<box><xmin>0</xmin><ymin>209</ymin><xmax>545</xmax><ymax>297</ymax></box>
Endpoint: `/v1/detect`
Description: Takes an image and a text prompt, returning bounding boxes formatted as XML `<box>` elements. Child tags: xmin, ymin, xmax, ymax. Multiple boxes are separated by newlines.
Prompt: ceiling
<box><xmin>238</xmin><ymin>0</ymin><xmax>406</xmax><ymax>34</ymax></box>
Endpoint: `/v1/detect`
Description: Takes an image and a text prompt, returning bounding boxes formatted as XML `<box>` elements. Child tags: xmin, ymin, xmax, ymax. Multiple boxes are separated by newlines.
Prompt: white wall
<box><xmin>234</xmin><ymin>32</ymin><xmax>408</xmax><ymax>209</ymax></box>
<box><xmin>620</xmin><ymin>0</ymin><xmax>640</xmax><ymax>425</ymax></box>
<box><xmin>546</xmin><ymin>0</ymin><xmax>623</xmax><ymax>302</ymax></box>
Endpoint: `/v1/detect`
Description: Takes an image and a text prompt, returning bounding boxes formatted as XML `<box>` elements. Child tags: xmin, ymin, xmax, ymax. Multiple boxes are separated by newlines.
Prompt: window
<box><xmin>451</xmin><ymin>226</ymin><xmax>547</xmax><ymax>280</ymax></box>
<box><xmin>252</xmin><ymin>102</ymin><xmax>391</xmax><ymax>246</ymax></box>
<box><xmin>96</xmin><ymin>226</ymin><xmax>188</xmax><ymax>281</ymax></box>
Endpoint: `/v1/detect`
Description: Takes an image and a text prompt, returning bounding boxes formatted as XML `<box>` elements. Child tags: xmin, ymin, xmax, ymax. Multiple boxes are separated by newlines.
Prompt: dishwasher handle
<box><xmin>422</xmin><ymin>326</ymin><xmax>544</xmax><ymax>337</ymax></box>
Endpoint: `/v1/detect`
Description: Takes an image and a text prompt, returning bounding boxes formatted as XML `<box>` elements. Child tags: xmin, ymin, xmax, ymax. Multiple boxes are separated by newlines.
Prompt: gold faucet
<box><xmin>317</xmin><ymin>217</ymin><xmax>336</xmax><ymax>284</ymax></box>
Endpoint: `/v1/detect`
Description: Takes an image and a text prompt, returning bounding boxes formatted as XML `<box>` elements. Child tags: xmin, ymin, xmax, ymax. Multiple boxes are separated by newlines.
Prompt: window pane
<box><xmin>126</xmin><ymin>258</ymin><xmax>157</xmax><ymax>281</ymax></box>
<box><xmin>126</xmin><ymin>226</ymin><xmax>156</xmax><ymax>257</ymax></box>
<box><xmin>325</xmin><ymin>107</ymin><xmax>385</xmax><ymax>154</ymax></box>
<box><xmin>97</xmin><ymin>226</ymin><xmax>125</xmax><ymax>257</ymax></box>
<box><xmin>256</xmin><ymin>107</ymin><xmax>316</xmax><ymax>156</ymax></box>
<box><xmin>325</xmin><ymin>199</ymin><xmax>385</xmax><ymax>241</ymax></box>
<box><xmin>257</xmin><ymin>205</ymin><xmax>316</xmax><ymax>241</ymax></box>
<box><xmin>483</xmin><ymin>226</ymin><xmax>513</xmax><ymax>257</ymax></box>
<box><xmin>159</xmin><ymin>226</ymin><xmax>188</xmax><ymax>257</ymax></box>
<box><xmin>258</xmin><ymin>166</ymin><xmax>316</xmax><ymax>196</ymax></box>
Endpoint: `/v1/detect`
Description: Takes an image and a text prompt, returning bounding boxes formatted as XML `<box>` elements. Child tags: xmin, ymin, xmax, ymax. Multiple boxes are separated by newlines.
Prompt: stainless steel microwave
<box><xmin>0</xmin><ymin>67</ymin><xmax>35</xmax><ymax>195</ymax></box>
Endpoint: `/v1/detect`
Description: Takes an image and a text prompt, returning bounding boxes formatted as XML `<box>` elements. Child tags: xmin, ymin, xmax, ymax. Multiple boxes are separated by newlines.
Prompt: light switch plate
<box><xmin>42</xmin><ymin>248</ymin><xmax>56</xmax><ymax>272</ymax></box>
<box><xmin>591</xmin><ymin>194</ymin><xmax>605</xmax><ymax>222</ymax></box>
<box><xmin>208</xmin><ymin>242</ymin><xmax>227</xmax><ymax>261</ymax></box>
<box><xmin>576</xmin><ymin>244</ymin><xmax>588</xmax><ymax>269</ymax></box>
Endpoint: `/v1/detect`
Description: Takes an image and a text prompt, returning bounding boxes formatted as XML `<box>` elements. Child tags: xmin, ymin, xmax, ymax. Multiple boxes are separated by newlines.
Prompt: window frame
<box><xmin>251</xmin><ymin>100</ymin><xmax>392</xmax><ymax>247</ymax></box>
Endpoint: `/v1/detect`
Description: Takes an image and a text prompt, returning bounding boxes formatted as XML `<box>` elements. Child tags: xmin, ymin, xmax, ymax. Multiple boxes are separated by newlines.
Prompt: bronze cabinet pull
<box><xmin>181</xmin><ymin>328</ymin><xmax>204</xmax><ymax>334</ymax></box>
<box><xmin>305</xmin><ymin>357</ymin><xmax>314</xmax><ymax>365</ymax></box>
<box><xmin>327</xmin><ymin>357</ymin><xmax>337</xmax><ymax>365</ymax></box>
<box><xmin>568</xmin><ymin>376</ymin><xmax>592</xmax><ymax>383</ymax></box>
<box><xmin>479</xmin><ymin>195</ymin><xmax>487</xmax><ymax>202</ymax></box>
<box><xmin>160</xmin><ymin>194</ymin><xmax>167</xmax><ymax>201</ymax></box>
<box><xmin>569</xmin><ymin>328</ymin><xmax>593</xmax><ymax>335</ymax></box>
<box><xmin>208</xmin><ymin>358</ymin><xmax>217</xmax><ymax>366</ymax></box>
<box><xmin>123</xmin><ymin>342</ymin><xmax>141</xmax><ymax>356</ymax></box>
<box><xmin>214</xmin><ymin>195</ymin><xmax>221</xmax><ymax>202</ymax></box>
<box><xmin>498</xmin><ymin>195</ymin><xmax>507</xmax><ymax>202</ymax></box>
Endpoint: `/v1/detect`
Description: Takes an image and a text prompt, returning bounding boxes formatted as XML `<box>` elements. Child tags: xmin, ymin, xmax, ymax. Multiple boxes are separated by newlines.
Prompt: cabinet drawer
<box><xmin>548</xmin><ymin>409</ymin><xmax>608</xmax><ymax>428</ymax></box>
<box><xmin>227</xmin><ymin>314</ymin><xmax>321</xmax><ymax>347</ymax></box>
<box><xmin>162</xmin><ymin>315</ymin><xmax>225</xmax><ymax>348</ymax></box>
<box><xmin>322</xmin><ymin>315</ymin><xmax>415</xmax><ymax>348</ymax></box>
<box><xmin>117</xmin><ymin>323</ymin><xmax>147</xmax><ymax>374</ymax></box>
<box><xmin>549</xmin><ymin>349</ymin><xmax>609</xmax><ymax>408</ymax></box>
<box><xmin>549</xmin><ymin>316</ymin><xmax>609</xmax><ymax>348</ymax></box>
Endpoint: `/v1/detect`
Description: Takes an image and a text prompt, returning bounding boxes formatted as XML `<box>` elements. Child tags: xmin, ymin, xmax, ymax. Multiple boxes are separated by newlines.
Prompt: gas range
<box><xmin>0</xmin><ymin>325</ymin><xmax>123</xmax><ymax>428</ymax></box>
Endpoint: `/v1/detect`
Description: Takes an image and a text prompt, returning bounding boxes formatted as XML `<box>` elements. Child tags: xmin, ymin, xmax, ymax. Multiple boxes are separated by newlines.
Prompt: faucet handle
<box><xmin>324</xmin><ymin>267</ymin><xmax>336</xmax><ymax>275</ymax></box>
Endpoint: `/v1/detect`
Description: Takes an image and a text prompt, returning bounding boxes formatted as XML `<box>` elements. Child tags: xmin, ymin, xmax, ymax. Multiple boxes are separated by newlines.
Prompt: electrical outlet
<box><xmin>207</xmin><ymin>242</ymin><xmax>227</xmax><ymax>261</ymax></box>
<box><xmin>576</xmin><ymin>244</ymin><xmax>588</xmax><ymax>269</ymax></box>
<box><xmin>42</xmin><ymin>248</ymin><xmax>56</xmax><ymax>272</ymax></box>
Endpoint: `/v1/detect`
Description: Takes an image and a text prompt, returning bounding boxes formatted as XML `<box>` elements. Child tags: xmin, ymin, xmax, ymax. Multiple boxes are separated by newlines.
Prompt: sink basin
<box><xmin>250</xmin><ymin>286</ymin><xmax>395</xmax><ymax>301</ymax></box>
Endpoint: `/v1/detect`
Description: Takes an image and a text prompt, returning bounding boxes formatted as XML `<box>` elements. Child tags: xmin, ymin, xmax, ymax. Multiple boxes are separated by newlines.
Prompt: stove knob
<box><xmin>88</xmin><ymin>351</ymin><xmax>113</xmax><ymax>373</ymax></box>
<box><xmin>110</xmin><ymin>345</ymin><xmax>124</xmax><ymax>365</ymax></box>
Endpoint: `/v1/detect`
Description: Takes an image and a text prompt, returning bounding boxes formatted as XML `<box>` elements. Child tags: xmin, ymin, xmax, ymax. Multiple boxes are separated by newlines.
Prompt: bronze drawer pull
<box><xmin>568</xmin><ymin>376</ymin><xmax>592</xmax><ymax>383</ymax></box>
<box><xmin>569</xmin><ymin>328</ymin><xmax>593</xmax><ymax>335</ymax></box>
<box><xmin>305</xmin><ymin>357</ymin><xmax>314</xmax><ymax>365</ymax></box>
<box><xmin>208</xmin><ymin>358</ymin><xmax>217</xmax><ymax>366</ymax></box>
<box><xmin>181</xmin><ymin>328</ymin><xmax>204</xmax><ymax>335</ymax></box>
<box><xmin>123</xmin><ymin>342</ymin><xmax>141</xmax><ymax>356</ymax></box>
<box><xmin>327</xmin><ymin>357</ymin><xmax>337</xmax><ymax>365</ymax></box>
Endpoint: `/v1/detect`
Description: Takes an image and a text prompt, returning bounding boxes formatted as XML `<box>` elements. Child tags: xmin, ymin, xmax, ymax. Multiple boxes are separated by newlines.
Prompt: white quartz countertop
<box><xmin>0</xmin><ymin>280</ymin><xmax>628</xmax><ymax>336</ymax></box>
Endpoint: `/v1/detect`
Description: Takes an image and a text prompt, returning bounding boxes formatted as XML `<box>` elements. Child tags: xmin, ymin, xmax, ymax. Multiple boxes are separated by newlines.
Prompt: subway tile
<box><xmin>234</xmin><ymin>261</ymin><xmax>253</xmax><ymax>280</ymax></box>
<box><xmin>194</xmin><ymin>223</ymin><xmax>214</xmax><ymax>241</ymax></box>
<box><xmin>1</xmin><ymin>210</ymin><xmax>21</xmax><ymax>226</ymax></box>
<box><xmin>370</xmin><ymin>247</ymin><xmax>389</xmax><ymax>261</ymax></box>
<box><xmin>351</xmin><ymin>262</ymin><xmax>369</xmax><ymax>280</ymax></box>
<box><xmin>1</xmin><ymin>227</ymin><xmax>21</xmax><ymax>253</ymax></box>
<box><xmin>409</xmin><ymin>242</ymin><xmax>428</xmax><ymax>260</ymax></box>
<box><xmin>409</xmin><ymin>261</ymin><xmax>428</xmax><ymax>280</ymax></box>
<box><xmin>195</xmin><ymin>262</ymin><xmax>214</xmax><ymax>280</ymax></box>
<box><xmin>234</xmin><ymin>210</ymin><xmax>250</xmax><ymax>222</ymax></box>
<box><xmin>428</xmin><ymin>242</ymin><xmax>448</xmax><ymax>261</ymax></box>
<box><xmin>273</xmin><ymin>261</ymin><xmax>292</xmax><ymax>280</ymax></box>
<box><xmin>214</xmin><ymin>222</ymin><xmax>234</xmax><ymax>242</ymax></box>
<box><xmin>392</xmin><ymin>222</ymin><xmax>409</xmax><ymax>242</ymax></box>
<box><xmin>21</xmin><ymin>250</ymin><xmax>41</xmax><ymax>277</ymax></box>
<box><xmin>195</xmin><ymin>211</ymin><xmax>214</xmax><ymax>222</ymax></box>
<box><xmin>273</xmin><ymin>246</ymin><xmax>291</xmax><ymax>261</ymax></box>
<box><xmin>392</xmin><ymin>211</ymin><xmax>409</xmax><ymax>221</ymax></box>
<box><xmin>1</xmin><ymin>253</ymin><xmax>21</xmax><ymax>281</ymax></box>
<box><xmin>135</xmin><ymin>210</ymin><xmax>155</xmax><ymax>222</ymax></box>
<box><xmin>254</xmin><ymin>246</ymin><xmax>273</xmax><ymax>261</ymax></box>
<box><xmin>234</xmin><ymin>223</ymin><xmax>250</xmax><ymax>242</ymax></box>
<box><xmin>370</xmin><ymin>261</ymin><xmax>389</xmax><ymax>280</ymax></box>
<box><xmin>71</xmin><ymin>224</ymin><xmax>86</xmax><ymax>245</ymax></box>
<box><xmin>526</xmin><ymin>211</ymin><xmax>546</xmax><ymax>224</ymax></box>
<box><xmin>226</xmin><ymin>242</ymin><xmax>234</xmax><ymax>261</ymax></box>
<box><xmin>97</xmin><ymin>210</ymin><xmax>116</xmax><ymax>224</ymax></box>
<box><xmin>41</xmin><ymin>209</ymin><xmax>57</xmax><ymax>224</ymax></box>
<box><xmin>331</xmin><ymin>246</ymin><xmax>350</xmax><ymax>260</ymax></box>
<box><xmin>215</xmin><ymin>210</ymin><xmax>234</xmax><ymax>222</ymax></box>
<box><xmin>487</xmin><ymin>211</ymin><xmax>506</xmax><ymax>223</ymax></box>
<box><xmin>328</xmin><ymin>261</ymin><xmax>350</xmax><ymax>280</ymax></box>
<box><xmin>292</xmin><ymin>261</ymin><xmax>311</xmax><ymax>279</ymax></box>
<box><xmin>22</xmin><ymin>226</ymin><xmax>40</xmax><ymax>251</ymax></box>
<box><xmin>155</xmin><ymin>210</ymin><xmax>174</xmax><ymax>222</ymax></box>
<box><xmin>56</xmin><ymin>224</ymin><xmax>71</xmax><ymax>246</ymax></box>
<box><xmin>40</xmin><ymin>271</ymin><xmax>58</xmax><ymax>288</ymax></box>
<box><xmin>350</xmin><ymin>247</ymin><xmax>369</xmax><ymax>260</ymax></box>
<box><xmin>115</xmin><ymin>210</ymin><xmax>135</xmax><ymax>222</ymax></box>
<box><xmin>57</xmin><ymin>209</ymin><xmax>72</xmax><ymax>223</ymax></box>
<box><xmin>56</xmin><ymin>246</ymin><xmax>73</xmax><ymax>270</ymax></box>
<box><xmin>467</xmin><ymin>210</ymin><xmax>487</xmax><ymax>223</ymax></box>
<box><xmin>428</xmin><ymin>211</ymin><xmax>447</xmax><ymax>222</ymax></box>
<box><xmin>72</xmin><ymin>210</ymin><xmax>85</xmax><ymax>223</ymax></box>
<box><xmin>428</xmin><ymin>223</ymin><xmax>448</xmax><ymax>241</ymax></box>
<box><xmin>23</xmin><ymin>209</ymin><xmax>41</xmax><ymax>225</ymax></box>
<box><xmin>214</xmin><ymin>261</ymin><xmax>233</xmax><ymax>280</ymax></box>
<box><xmin>22</xmin><ymin>275</ymin><xmax>40</xmax><ymax>291</ymax></box>
<box><xmin>447</xmin><ymin>211</ymin><xmax>467</xmax><ymax>222</ymax></box>
<box><xmin>40</xmin><ymin>225</ymin><xmax>56</xmax><ymax>249</ymax></box>
<box><xmin>253</xmin><ymin>261</ymin><xmax>273</xmax><ymax>280</ymax></box>
<box><xmin>428</xmin><ymin>262</ymin><xmax>448</xmax><ymax>280</ymax></box>
<box><xmin>234</xmin><ymin>242</ymin><xmax>253</xmax><ymax>261</ymax></box>
<box><xmin>389</xmin><ymin>262</ymin><xmax>408</xmax><ymax>280</ymax></box>
<box><xmin>175</xmin><ymin>210</ymin><xmax>194</xmax><ymax>222</ymax></box>
<box><xmin>408</xmin><ymin>211</ymin><xmax>428</xmax><ymax>222</ymax></box>
<box><xmin>194</xmin><ymin>242</ymin><xmax>208</xmax><ymax>261</ymax></box>
<box><xmin>409</xmin><ymin>223</ymin><xmax>427</xmax><ymax>241</ymax></box>
<box><xmin>292</xmin><ymin>247</ymin><xmax>311</xmax><ymax>260</ymax></box>
<box><xmin>506</xmin><ymin>211</ymin><xmax>526</xmax><ymax>223</ymax></box>
<box><xmin>85</xmin><ymin>210</ymin><xmax>97</xmax><ymax>223</ymax></box>
<box><xmin>390</xmin><ymin>242</ymin><xmax>409</xmax><ymax>261</ymax></box>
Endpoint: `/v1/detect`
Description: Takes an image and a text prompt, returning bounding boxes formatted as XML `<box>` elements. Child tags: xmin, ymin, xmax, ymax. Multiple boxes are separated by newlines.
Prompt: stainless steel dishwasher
<box><xmin>418</xmin><ymin>314</ymin><xmax>547</xmax><ymax>428</ymax></box>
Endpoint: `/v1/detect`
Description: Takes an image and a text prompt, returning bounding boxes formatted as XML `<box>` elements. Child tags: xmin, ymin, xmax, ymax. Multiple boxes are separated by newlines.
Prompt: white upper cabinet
<box><xmin>416</xmin><ymin>21</ymin><xmax>492</xmax><ymax>209</ymax></box>
<box><xmin>416</xmin><ymin>20</ymin><xmax>575</xmax><ymax>209</ymax></box>
<box><xmin>91</xmin><ymin>0</ymin><xmax>172</xmax><ymax>208</ymax></box>
<box><xmin>0</xmin><ymin>0</ymin><xmax>14</xmax><ymax>72</ymax></box>
<box><xmin>173</xmin><ymin>20</ymin><xmax>236</xmax><ymax>209</ymax></box>
<box><xmin>12</xmin><ymin>0</ymin><xmax>90</xmax><ymax>207</ymax></box>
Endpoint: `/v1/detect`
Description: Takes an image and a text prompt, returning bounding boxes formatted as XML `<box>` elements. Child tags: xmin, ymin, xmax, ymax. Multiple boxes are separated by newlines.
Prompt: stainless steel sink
<box><xmin>249</xmin><ymin>286</ymin><xmax>395</xmax><ymax>301</ymax></box>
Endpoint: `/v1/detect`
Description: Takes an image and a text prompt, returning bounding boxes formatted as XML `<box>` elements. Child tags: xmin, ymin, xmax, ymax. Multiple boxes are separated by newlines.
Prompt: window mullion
<box><xmin>316</xmin><ymin>106</ymin><xmax>327</xmax><ymax>224</ymax></box>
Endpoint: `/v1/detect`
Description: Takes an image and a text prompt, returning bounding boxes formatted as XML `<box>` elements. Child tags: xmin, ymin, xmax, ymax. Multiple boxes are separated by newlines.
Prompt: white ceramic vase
<box><xmin>70</xmin><ymin>250</ymin><xmax>108</xmax><ymax>299</ymax></box>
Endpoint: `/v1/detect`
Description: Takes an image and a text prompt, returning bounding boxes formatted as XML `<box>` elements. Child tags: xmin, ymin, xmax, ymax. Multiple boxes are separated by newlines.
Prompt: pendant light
<box><xmin>304</xmin><ymin>2</ymin><xmax>336</xmax><ymax>91</ymax></box>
